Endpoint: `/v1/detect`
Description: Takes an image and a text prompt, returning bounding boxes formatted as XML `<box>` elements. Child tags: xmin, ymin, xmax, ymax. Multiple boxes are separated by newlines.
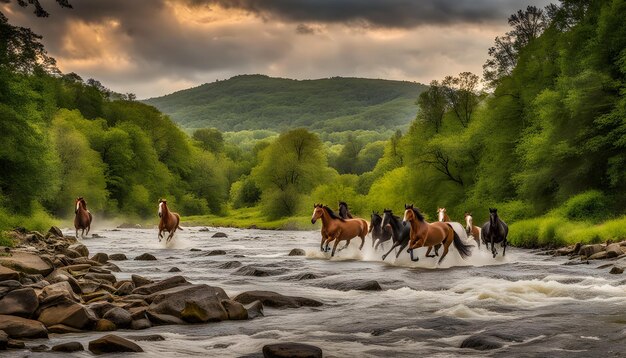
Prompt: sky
<box><xmin>3</xmin><ymin>0</ymin><xmax>551</xmax><ymax>99</ymax></box>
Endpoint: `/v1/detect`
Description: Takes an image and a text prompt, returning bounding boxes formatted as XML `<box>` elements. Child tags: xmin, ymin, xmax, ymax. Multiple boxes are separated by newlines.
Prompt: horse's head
<box><xmin>370</xmin><ymin>211</ymin><xmax>381</xmax><ymax>225</ymax></box>
<box><xmin>489</xmin><ymin>208</ymin><xmax>498</xmax><ymax>227</ymax></box>
<box><xmin>403</xmin><ymin>204</ymin><xmax>415</xmax><ymax>224</ymax></box>
<box><xmin>437</xmin><ymin>207</ymin><xmax>447</xmax><ymax>222</ymax></box>
<box><xmin>159</xmin><ymin>199</ymin><xmax>167</xmax><ymax>218</ymax></box>
<box><xmin>338</xmin><ymin>201</ymin><xmax>352</xmax><ymax>219</ymax></box>
<box><xmin>381</xmin><ymin>209</ymin><xmax>393</xmax><ymax>231</ymax></box>
<box><xmin>311</xmin><ymin>203</ymin><xmax>324</xmax><ymax>224</ymax></box>
<box><xmin>75</xmin><ymin>197</ymin><xmax>86</xmax><ymax>214</ymax></box>
<box><xmin>464</xmin><ymin>212</ymin><xmax>473</xmax><ymax>232</ymax></box>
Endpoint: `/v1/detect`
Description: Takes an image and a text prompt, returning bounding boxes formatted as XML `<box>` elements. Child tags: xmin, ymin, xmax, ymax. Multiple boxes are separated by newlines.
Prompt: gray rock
<box><xmin>234</xmin><ymin>291</ymin><xmax>322</xmax><ymax>309</ymax></box>
<box><xmin>135</xmin><ymin>253</ymin><xmax>157</xmax><ymax>261</ymax></box>
<box><xmin>606</xmin><ymin>243</ymin><xmax>624</xmax><ymax>258</ymax></box>
<box><xmin>115</xmin><ymin>281</ymin><xmax>135</xmax><ymax>296</ymax></box>
<box><xmin>132</xmin><ymin>276</ymin><xmax>188</xmax><ymax>296</ymax></box>
<box><xmin>168</xmin><ymin>267</ymin><xmax>181</xmax><ymax>272</ymax></box>
<box><xmin>0</xmin><ymin>287</ymin><xmax>38</xmax><ymax>317</ymax></box>
<box><xmin>127</xmin><ymin>334</ymin><xmax>164</xmax><ymax>341</ymax></box>
<box><xmin>108</xmin><ymin>253</ymin><xmax>127</xmax><ymax>261</ymax></box>
<box><xmin>103</xmin><ymin>307</ymin><xmax>132</xmax><ymax>328</ymax></box>
<box><xmin>131</xmin><ymin>274</ymin><xmax>153</xmax><ymax>288</ymax></box>
<box><xmin>90</xmin><ymin>253</ymin><xmax>108</xmax><ymax>264</ymax></box>
<box><xmin>262</xmin><ymin>343</ymin><xmax>322</xmax><ymax>358</ymax></box>
<box><xmin>212</xmin><ymin>232</ymin><xmax>228</xmax><ymax>238</ymax></box>
<box><xmin>244</xmin><ymin>300</ymin><xmax>264</xmax><ymax>319</ymax></box>
<box><xmin>579</xmin><ymin>244</ymin><xmax>605</xmax><ymax>258</ymax></box>
<box><xmin>38</xmin><ymin>302</ymin><xmax>97</xmax><ymax>329</ymax></box>
<box><xmin>88</xmin><ymin>334</ymin><xmax>144</xmax><ymax>354</ymax></box>
<box><xmin>588</xmin><ymin>251</ymin><xmax>608</xmax><ymax>260</ymax></box>
<box><xmin>0</xmin><ymin>330</ymin><xmax>7</xmax><ymax>350</ymax></box>
<box><xmin>610</xmin><ymin>266</ymin><xmax>624</xmax><ymax>274</ymax></box>
<box><xmin>207</xmin><ymin>250</ymin><xmax>227</xmax><ymax>256</ymax></box>
<box><xmin>51</xmin><ymin>341</ymin><xmax>84</xmax><ymax>352</ymax></box>
<box><xmin>148</xmin><ymin>284</ymin><xmax>229</xmax><ymax>323</ymax></box>
<box><xmin>130</xmin><ymin>318</ymin><xmax>151</xmax><ymax>330</ymax></box>
<box><xmin>460</xmin><ymin>334</ymin><xmax>504</xmax><ymax>350</ymax></box>
<box><xmin>288</xmin><ymin>248</ymin><xmax>306</xmax><ymax>256</ymax></box>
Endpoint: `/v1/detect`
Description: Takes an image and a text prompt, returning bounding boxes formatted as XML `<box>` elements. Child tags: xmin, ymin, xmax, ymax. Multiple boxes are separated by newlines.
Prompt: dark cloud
<box><xmin>296</xmin><ymin>23</ymin><xmax>316</xmax><ymax>35</ymax></box>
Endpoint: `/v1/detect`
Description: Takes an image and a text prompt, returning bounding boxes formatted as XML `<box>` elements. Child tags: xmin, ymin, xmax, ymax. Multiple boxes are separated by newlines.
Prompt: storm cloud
<box><xmin>2</xmin><ymin>0</ymin><xmax>551</xmax><ymax>98</ymax></box>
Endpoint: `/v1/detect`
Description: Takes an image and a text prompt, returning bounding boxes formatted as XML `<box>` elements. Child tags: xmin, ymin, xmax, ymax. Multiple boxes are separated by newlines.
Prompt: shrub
<box><xmin>558</xmin><ymin>190</ymin><xmax>610</xmax><ymax>222</ymax></box>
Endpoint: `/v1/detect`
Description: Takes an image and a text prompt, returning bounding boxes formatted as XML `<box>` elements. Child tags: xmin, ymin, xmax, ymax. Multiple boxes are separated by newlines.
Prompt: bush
<box><xmin>558</xmin><ymin>190</ymin><xmax>609</xmax><ymax>222</ymax></box>
<box><xmin>179</xmin><ymin>193</ymin><xmax>209</xmax><ymax>216</ymax></box>
<box><xmin>261</xmin><ymin>188</ymin><xmax>301</xmax><ymax>220</ymax></box>
<box><xmin>230</xmin><ymin>177</ymin><xmax>261</xmax><ymax>209</ymax></box>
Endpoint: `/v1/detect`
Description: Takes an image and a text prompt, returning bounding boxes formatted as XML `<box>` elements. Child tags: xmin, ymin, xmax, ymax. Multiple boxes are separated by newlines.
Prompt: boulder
<box><xmin>0</xmin><ymin>287</ymin><xmax>38</xmax><ymax>317</ymax></box>
<box><xmin>189</xmin><ymin>248</ymin><xmax>201</xmax><ymax>252</ymax></box>
<box><xmin>221</xmin><ymin>299</ymin><xmax>248</xmax><ymax>320</ymax></box>
<box><xmin>87</xmin><ymin>302</ymin><xmax>117</xmax><ymax>318</ymax></box>
<box><xmin>207</xmin><ymin>250</ymin><xmax>227</xmax><ymax>256</ymax></box>
<box><xmin>47</xmin><ymin>324</ymin><xmax>83</xmax><ymax>334</ymax></box>
<box><xmin>218</xmin><ymin>261</ymin><xmax>242</xmax><ymax>269</ymax></box>
<box><xmin>132</xmin><ymin>274</ymin><xmax>153</xmax><ymax>288</ymax></box>
<box><xmin>135</xmin><ymin>253</ymin><xmax>157</xmax><ymax>261</ymax></box>
<box><xmin>90</xmin><ymin>253</ymin><xmax>108</xmax><ymax>264</ymax></box>
<box><xmin>130</xmin><ymin>319</ymin><xmax>151</xmax><ymax>330</ymax></box>
<box><xmin>30</xmin><ymin>344</ymin><xmax>49</xmax><ymax>352</ymax></box>
<box><xmin>84</xmin><ymin>272</ymin><xmax>116</xmax><ymax>284</ymax></box>
<box><xmin>51</xmin><ymin>341</ymin><xmax>84</xmax><ymax>352</ymax></box>
<box><xmin>0</xmin><ymin>252</ymin><xmax>54</xmax><ymax>276</ymax></box>
<box><xmin>132</xmin><ymin>276</ymin><xmax>188</xmax><ymax>296</ymax></box>
<box><xmin>244</xmin><ymin>300</ymin><xmax>264</xmax><ymax>319</ymax></box>
<box><xmin>288</xmin><ymin>248</ymin><xmax>306</xmax><ymax>256</ymax></box>
<box><xmin>37</xmin><ymin>302</ymin><xmax>97</xmax><ymax>329</ymax></box>
<box><xmin>68</xmin><ymin>244</ymin><xmax>89</xmax><ymax>257</ymax></box>
<box><xmin>0</xmin><ymin>280</ymin><xmax>22</xmax><ymax>298</ymax></box>
<box><xmin>212</xmin><ymin>232</ymin><xmax>228</xmax><ymax>238</ymax></box>
<box><xmin>606</xmin><ymin>243</ymin><xmax>624</xmax><ymax>258</ymax></box>
<box><xmin>46</xmin><ymin>269</ymin><xmax>82</xmax><ymax>294</ymax></box>
<box><xmin>108</xmin><ymin>253</ymin><xmax>127</xmax><ymax>261</ymax></box>
<box><xmin>610</xmin><ymin>266</ymin><xmax>624</xmax><ymax>274</ymax></box>
<box><xmin>460</xmin><ymin>334</ymin><xmax>504</xmax><ymax>350</ymax></box>
<box><xmin>234</xmin><ymin>266</ymin><xmax>287</xmax><ymax>277</ymax></box>
<box><xmin>579</xmin><ymin>244</ymin><xmax>605</xmax><ymax>258</ymax></box>
<box><xmin>168</xmin><ymin>267</ymin><xmax>181</xmax><ymax>272</ymax></box>
<box><xmin>317</xmin><ymin>279</ymin><xmax>382</xmax><ymax>292</ymax></box>
<box><xmin>0</xmin><ymin>315</ymin><xmax>48</xmax><ymax>338</ymax></box>
<box><xmin>126</xmin><ymin>334</ymin><xmax>164</xmax><ymax>341</ymax></box>
<box><xmin>48</xmin><ymin>226</ymin><xmax>64</xmax><ymax>238</ymax></box>
<box><xmin>103</xmin><ymin>263</ymin><xmax>121</xmax><ymax>272</ymax></box>
<box><xmin>94</xmin><ymin>319</ymin><xmax>116</xmax><ymax>331</ymax></box>
<box><xmin>115</xmin><ymin>281</ymin><xmax>135</xmax><ymax>296</ymax></box>
<box><xmin>102</xmin><ymin>307</ymin><xmax>132</xmax><ymax>328</ymax></box>
<box><xmin>262</xmin><ymin>343</ymin><xmax>322</xmax><ymax>358</ymax></box>
<box><xmin>39</xmin><ymin>281</ymin><xmax>80</xmax><ymax>303</ymax></box>
<box><xmin>0</xmin><ymin>330</ymin><xmax>6</xmax><ymax>350</ymax></box>
<box><xmin>234</xmin><ymin>291</ymin><xmax>323</xmax><ymax>308</ymax></box>
<box><xmin>145</xmin><ymin>311</ymin><xmax>185</xmax><ymax>325</ymax></box>
<box><xmin>588</xmin><ymin>251</ymin><xmax>608</xmax><ymax>260</ymax></box>
<box><xmin>148</xmin><ymin>284</ymin><xmax>229</xmax><ymax>323</ymax></box>
<box><xmin>88</xmin><ymin>334</ymin><xmax>144</xmax><ymax>354</ymax></box>
<box><xmin>7</xmin><ymin>338</ymin><xmax>24</xmax><ymax>349</ymax></box>
<box><xmin>0</xmin><ymin>266</ymin><xmax>19</xmax><ymax>281</ymax></box>
<box><xmin>83</xmin><ymin>291</ymin><xmax>114</xmax><ymax>304</ymax></box>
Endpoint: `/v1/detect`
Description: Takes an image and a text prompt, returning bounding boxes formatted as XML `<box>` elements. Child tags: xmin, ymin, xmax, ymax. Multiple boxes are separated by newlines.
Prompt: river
<box><xmin>11</xmin><ymin>226</ymin><xmax>626</xmax><ymax>357</ymax></box>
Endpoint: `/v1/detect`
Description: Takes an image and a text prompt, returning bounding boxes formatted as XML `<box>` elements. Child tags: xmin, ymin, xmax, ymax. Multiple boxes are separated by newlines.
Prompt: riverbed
<box><xmin>9</xmin><ymin>226</ymin><xmax>626</xmax><ymax>357</ymax></box>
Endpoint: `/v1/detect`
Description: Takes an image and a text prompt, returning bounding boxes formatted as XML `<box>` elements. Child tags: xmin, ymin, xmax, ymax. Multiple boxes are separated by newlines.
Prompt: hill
<box><xmin>142</xmin><ymin>75</ymin><xmax>427</xmax><ymax>132</ymax></box>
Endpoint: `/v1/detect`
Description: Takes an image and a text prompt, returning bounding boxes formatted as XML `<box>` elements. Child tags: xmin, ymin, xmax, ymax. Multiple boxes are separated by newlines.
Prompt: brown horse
<box><xmin>464</xmin><ymin>212</ymin><xmax>481</xmax><ymax>249</ymax></box>
<box><xmin>404</xmin><ymin>204</ymin><xmax>472</xmax><ymax>263</ymax></box>
<box><xmin>311</xmin><ymin>204</ymin><xmax>368</xmax><ymax>257</ymax></box>
<box><xmin>437</xmin><ymin>207</ymin><xmax>451</xmax><ymax>222</ymax></box>
<box><xmin>158</xmin><ymin>199</ymin><xmax>182</xmax><ymax>243</ymax></box>
<box><xmin>74</xmin><ymin>197</ymin><xmax>92</xmax><ymax>239</ymax></box>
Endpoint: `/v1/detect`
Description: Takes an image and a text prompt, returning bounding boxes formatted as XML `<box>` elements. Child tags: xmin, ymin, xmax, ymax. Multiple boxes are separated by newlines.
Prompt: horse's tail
<box><xmin>175</xmin><ymin>213</ymin><xmax>183</xmax><ymax>230</ymax></box>
<box><xmin>449</xmin><ymin>224</ymin><xmax>472</xmax><ymax>259</ymax></box>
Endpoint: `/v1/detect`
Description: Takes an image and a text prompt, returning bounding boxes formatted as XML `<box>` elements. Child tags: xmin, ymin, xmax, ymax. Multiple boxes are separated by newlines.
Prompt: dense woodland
<box><xmin>1</xmin><ymin>0</ymin><xmax>626</xmax><ymax>247</ymax></box>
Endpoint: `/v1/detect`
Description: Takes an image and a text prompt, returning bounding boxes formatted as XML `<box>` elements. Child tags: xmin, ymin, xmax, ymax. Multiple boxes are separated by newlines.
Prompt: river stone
<box><xmin>84</xmin><ymin>272</ymin><xmax>116</xmax><ymax>284</ymax></box>
<box><xmin>0</xmin><ymin>315</ymin><xmax>48</xmax><ymax>338</ymax></box>
<box><xmin>317</xmin><ymin>279</ymin><xmax>382</xmax><ymax>291</ymax></box>
<box><xmin>168</xmin><ymin>267</ymin><xmax>181</xmax><ymax>272</ymax></box>
<box><xmin>288</xmin><ymin>248</ymin><xmax>306</xmax><ymax>256</ymax></box>
<box><xmin>0</xmin><ymin>252</ymin><xmax>54</xmax><ymax>276</ymax></box>
<box><xmin>0</xmin><ymin>287</ymin><xmax>38</xmax><ymax>317</ymax></box>
<box><xmin>145</xmin><ymin>311</ymin><xmax>185</xmax><ymax>325</ymax></box>
<box><xmin>189</xmin><ymin>248</ymin><xmax>201</xmax><ymax>252</ymax></box>
<box><xmin>135</xmin><ymin>253</ymin><xmax>157</xmax><ymax>261</ymax></box>
<box><xmin>103</xmin><ymin>307</ymin><xmax>132</xmax><ymax>328</ymax></box>
<box><xmin>7</xmin><ymin>338</ymin><xmax>24</xmax><ymax>349</ymax></box>
<box><xmin>48</xmin><ymin>226</ymin><xmax>64</xmax><ymax>238</ymax></box>
<box><xmin>30</xmin><ymin>344</ymin><xmax>49</xmax><ymax>352</ymax></box>
<box><xmin>90</xmin><ymin>253</ymin><xmax>108</xmax><ymax>264</ymax></box>
<box><xmin>234</xmin><ymin>265</ymin><xmax>287</xmax><ymax>277</ymax></box>
<box><xmin>207</xmin><ymin>250</ymin><xmax>227</xmax><ymax>256</ymax></box>
<box><xmin>0</xmin><ymin>330</ymin><xmax>7</xmax><ymax>350</ymax></box>
<box><xmin>47</xmin><ymin>324</ymin><xmax>84</xmax><ymax>334</ymax></box>
<box><xmin>51</xmin><ymin>341</ymin><xmax>84</xmax><ymax>352</ymax></box>
<box><xmin>588</xmin><ymin>251</ymin><xmax>608</xmax><ymax>260</ymax></box>
<box><xmin>103</xmin><ymin>263</ymin><xmax>121</xmax><ymax>272</ymax></box>
<box><xmin>234</xmin><ymin>291</ymin><xmax>323</xmax><ymax>308</ymax></box>
<box><xmin>116</xmin><ymin>281</ymin><xmax>135</xmax><ymax>296</ymax></box>
<box><xmin>62</xmin><ymin>249</ymin><xmax>82</xmax><ymax>259</ymax></box>
<box><xmin>218</xmin><ymin>261</ymin><xmax>242</xmax><ymax>269</ymax></box>
<box><xmin>0</xmin><ymin>280</ymin><xmax>22</xmax><ymax>298</ymax></box>
<box><xmin>40</xmin><ymin>281</ymin><xmax>80</xmax><ymax>303</ymax></box>
<box><xmin>0</xmin><ymin>266</ymin><xmax>19</xmax><ymax>281</ymax></box>
<box><xmin>68</xmin><ymin>244</ymin><xmax>89</xmax><ymax>257</ymax></box>
<box><xmin>610</xmin><ymin>266</ymin><xmax>624</xmax><ymax>274</ymax></box>
<box><xmin>221</xmin><ymin>299</ymin><xmax>248</xmax><ymax>320</ymax></box>
<box><xmin>262</xmin><ymin>343</ymin><xmax>322</xmax><ymax>358</ymax></box>
<box><xmin>127</xmin><ymin>334</ymin><xmax>164</xmax><ymax>341</ymax></box>
<box><xmin>37</xmin><ymin>302</ymin><xmax>97</xmax><ymax>329</ymax></box>
<box><xmin>88</xmin><ymin>334</ymin><xmax>144</xmax><ymax>354</ymax></box>
<box><xmin>460</xmin><ymin>334</ymin><xmax>504</xmax><ymax>350</ymax></box>
<box><xmin>132</xmin><ymin>276</ymin><xmax>188</xmax><ymax>296</ymax></box>
<box><xmin>148</xmin><ymin>284</ymin><xmax>229</xmax><ymax>323</ymax></box>
<box><xmin>132</xmin><ymin>274</ymin><xmax>154</xmax><ymax>288</ymax></box>
<box><xmin>130</xmin><ymin>318</ymin><xmax>151</xmax><ymax>330</ymax></box>
<box><xmin>108</xmin><ymin>253</ymin><xmax>127</xmax><ymax>261</ymax></box>
<box><xmin>579</xmin><ymin>244</ymin><xmax>605</xmax><ymax>258</ymax></box>
<box><xmin>606</xmin><ymin>243</ymin><xmax>624</xmax><ymax>258</ymax></box>
<box><xmin>94</xmin><ymin>319</ymin><xmax>116</xmax><ymax>331</ymax></box>
<box><xmin>244</xmin><ymin>300</ymin><xmax>264</xmax><ymax>319</ymax></box>
<box><xmin>212</xmin><ymin>232</ymin><xmax>228</xmax><ymax>238</ymax></box>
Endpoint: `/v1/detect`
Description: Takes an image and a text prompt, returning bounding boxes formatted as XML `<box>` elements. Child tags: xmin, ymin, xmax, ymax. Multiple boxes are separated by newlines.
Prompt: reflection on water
<box><xmin>18</xmin><ymin>226</ymin><xmax>626</xmax><ymax>357</ymax></box>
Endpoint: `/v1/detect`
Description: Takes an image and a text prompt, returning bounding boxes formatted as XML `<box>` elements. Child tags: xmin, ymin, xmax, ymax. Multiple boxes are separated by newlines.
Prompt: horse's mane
<box><xmin>411</xmin><ymin>207</ymin><xmax>425</xmax><ymax>222</ymax></box>
<box><xmin>323</xmin><ymin>206</ymin><xmax>345</xmax><ymax>221</ymax></box>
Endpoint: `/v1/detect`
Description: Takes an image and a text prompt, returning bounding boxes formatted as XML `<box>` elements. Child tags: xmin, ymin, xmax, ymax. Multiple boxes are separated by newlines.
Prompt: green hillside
<box><xmin>142</xmin><ymin>75</ymin><xmax>427</xmax><ymax>132</ymax></box>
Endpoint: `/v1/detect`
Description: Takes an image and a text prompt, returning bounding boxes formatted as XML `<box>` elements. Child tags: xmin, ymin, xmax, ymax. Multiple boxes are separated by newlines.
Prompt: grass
<box><xmin>0</xmin><ymin>231</ymin><xmax>15</xmax><ymax>247</ymax></box>
<box><xmin>0</xmin><ymin>204</ymin><xmax>59</xmax><ymax>234</ymax></box>
<box><xmin>508</xmin><ymin>215</ymin><xmax>626</xmax><ymax>248</ymax></box>
<box><xmin>182</xmin><ymin>206</ymin><xmax>314</xmax><ymax>230</ymax></box>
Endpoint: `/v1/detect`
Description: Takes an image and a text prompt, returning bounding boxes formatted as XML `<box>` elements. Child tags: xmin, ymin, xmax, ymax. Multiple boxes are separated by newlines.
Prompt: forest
<box><xmin>1</xmin><ymin>0</ymin><xmax>626</xmax><ymax>248</ymax></box>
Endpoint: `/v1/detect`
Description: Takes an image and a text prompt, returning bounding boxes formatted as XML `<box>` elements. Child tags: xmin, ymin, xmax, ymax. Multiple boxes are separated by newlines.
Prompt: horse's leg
<box><xmin>382</xmin><ymin>242</ymin><xmax>400</xmax><ymax>261</ymax></box>
<box><xmin>86</xmin><ymin>225</ymin><xmax>91</xmax><ymax>237</ymax></box>
<box><xmin>323</xmin><ymin>236</ymin><xmax>334</xmax><ymax>252</ymax></box>
<box><xmin>75</xmin><ymin>228</ymin><xmax>79</xmax><ymax>239</ymax></box>
<box><xmin>158</xmin><ymin>229</ymin><xmax>163</xmax><ymax>242</ymax></box>
<box><xmin>491</xmin><ymin>236</ymin><xmax>497</xmax><ymax>258</ymax></box>
<box><xmin>503</xmin><ymin>239</ymin><xmax>507</xmax><ymax>256</ymax></box>
<box><xmin>359</xmin><ymin>234</ymin><xmax>365</xmax><ymax>250</ymax></box>
<box><xmin>409</xmin><ymin>247</ymin><xmax>419</xmax><ymax>262</ymax></box>
<box><xmin>425</xmin><ymin>246</ymin><xmax>435</xmax><ymax>258</ymax></box>
<box><xmin>330</xmin><ymin>238</ymin><xmax>342</xmax><ymax>257</ymax></box>
<box><xmin>396</xmin><ymin>240</ymin><xmax>410</xmax><ymax>259</ymax></box>
<box><xmin>81</xmin><ymin>228</ymin><xmax>85</xmax><ymax>239</ymax></box>
<box><xmin>338</xmin><ymin>239</ymin><xmax>351</xmax><ymax>251</ymax></box>
<box><xmin>438</xmin><ymin>233</ymin><xmax>454</xmax><ymax>264</ymax></box>
<box><xmin>320</xmin><ymin>234</ymin><xmax>326</xmax><ymax>252</ymax></box>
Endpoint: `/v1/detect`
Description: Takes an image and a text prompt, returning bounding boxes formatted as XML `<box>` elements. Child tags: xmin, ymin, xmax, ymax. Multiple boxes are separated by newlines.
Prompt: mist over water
<box><xmin>21</xmin><ymin>226</ymin><xmax>626</xmax><ymax>357</ymax></box>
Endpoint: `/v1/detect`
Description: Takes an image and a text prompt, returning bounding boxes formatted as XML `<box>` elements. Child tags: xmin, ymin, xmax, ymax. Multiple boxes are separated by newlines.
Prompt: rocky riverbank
<box><xmin>0</xmin><ymin>227</ymin><xmax>322</xmax><ymax>357</ymax></box>
<box><xmin>544</xmin><ymin>241</ymin><xmax>626</xmax><ymax>273</ymax></box>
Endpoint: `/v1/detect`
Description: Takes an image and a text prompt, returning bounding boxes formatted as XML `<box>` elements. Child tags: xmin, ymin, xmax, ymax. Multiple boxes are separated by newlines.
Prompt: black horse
<box><xmin>481</xmin><ymin>208</ymin><xmax>509</xmax><ymax>258</ymax></box>
<box><xmin>370</xmin><ymin>211</ymin><xmax>392</xmax><ymax>250</ymax></box>
<box><xmin>380</xmin><ymin>209</ymin><xmax>413</xmax><ymax>261</ymax></box>
<box><xmin>338</xmin><ymin>201</ymin><xmax>353</xmax><ymax>219</ymax></box>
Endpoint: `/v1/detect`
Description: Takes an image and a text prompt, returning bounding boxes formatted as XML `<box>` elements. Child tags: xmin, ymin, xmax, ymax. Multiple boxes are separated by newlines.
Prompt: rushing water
<box><xmin>11</xmin><ymin>226</ymin><xmax>626</xmax><ymax>357</ymax></box>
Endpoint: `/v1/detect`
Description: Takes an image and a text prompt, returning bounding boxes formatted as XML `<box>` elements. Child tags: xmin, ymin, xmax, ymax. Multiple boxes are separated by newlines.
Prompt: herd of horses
<box><xmin>312</xmin><ymin>202</ymin><xmax>509</xmax><ymax>262</ymax></box>
<box><xmin>73</xmin><ymin>196</ymin><xmax>509</xmax><ymax>263</ymax></box>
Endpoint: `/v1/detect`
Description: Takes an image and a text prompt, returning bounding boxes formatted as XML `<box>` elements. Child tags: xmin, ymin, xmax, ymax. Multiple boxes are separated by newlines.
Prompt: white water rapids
<box><xmin>9</xmin><ymin>226</ymin><xmax>626</xmax><ymax>357</ymax></box>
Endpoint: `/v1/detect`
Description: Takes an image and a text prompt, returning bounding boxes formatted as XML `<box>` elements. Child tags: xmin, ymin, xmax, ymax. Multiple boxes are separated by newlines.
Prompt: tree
<box><xmin>442</xmin><ymin>72</ymin><xmax>480</xmax><ymax>128</ymax></box>
<box><xmin>193</xmin><ymin>128</ymin><xmax>225</xmax><ymax>153</ymax></box>
<box><xmin>0</xmin><ymin>0</ymin><xmax>72</xmax><ymax>18</ymax></box>
<box><xmin>417</xmin><ymin>80</ymin><xmax>447</xmax><ymax>132</ymax></box>
<box><xmin>0</xmin><ymin>12</ymin><xmax>57</xmax><ymax>73</ymax></box>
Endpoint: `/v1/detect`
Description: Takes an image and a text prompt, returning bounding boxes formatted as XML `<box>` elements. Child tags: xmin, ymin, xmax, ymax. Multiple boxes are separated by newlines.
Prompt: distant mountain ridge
<box><xmin>142</xmin><ymin>74</ymin><xmax>427</xmax><ymax>132</ymax></box>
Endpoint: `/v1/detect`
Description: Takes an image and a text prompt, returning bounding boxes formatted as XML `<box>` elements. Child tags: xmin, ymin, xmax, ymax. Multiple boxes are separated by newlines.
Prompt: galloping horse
<box><xmin>158</xmin><ymin>199</ymin><xmax>182</xmax><ymax>243</ymax></box>
<box><xmin>380</xmin><ymin>209</ymin><xmax>412</xmax><ymax>261</ymax></box>
<box><xmin>74</xmin><ymin>197</ymin><xmax>92</xmax><ymax>239</ymax></box>
<box><xmin>370</xmin><ymin>211</ymin><xmax>392</xmax><ymax>250</ymax></box>
<box><xmin>464</xmin><ymin>212</ymin><xmax>481</xmax><ymax>248</ymax></box>
<box><xmin>481</xmin><ymin>208</ymin><xmax>508</xmax><ymax>258</ymax></box>
<box><xmin>437</xmin><ymin>207</ymin><xmax>451</xmax><ymax>222</ymax></box>
<box><xmin>404</xmin><ymin>205</ymin><xmax>472</xmax><ymax>263</ymax></box>
<box><xmin>311</xmin><ymin>204</ymin><xmax>368</xmax><ymax>257</ymax></box>
<box><xmin>338</xmin><ymin>201</ymin><xmax>354</xmax><ymax>219</ymax></box>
